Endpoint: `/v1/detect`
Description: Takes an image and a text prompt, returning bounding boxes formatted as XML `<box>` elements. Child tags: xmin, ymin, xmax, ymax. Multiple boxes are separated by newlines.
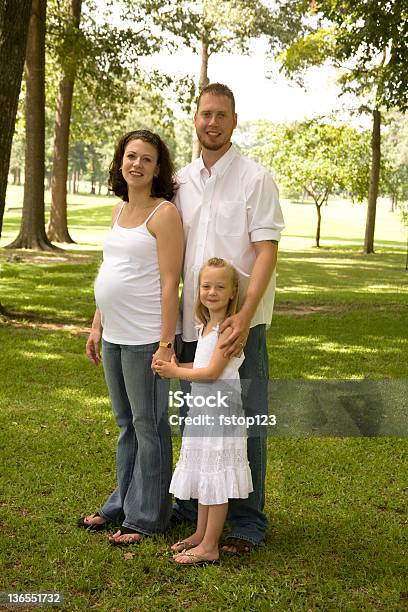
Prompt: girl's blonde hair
<box><xmin>194</xmin><ymin>257</ymin><xmax>239</xmax><ymax>325</ymax></box>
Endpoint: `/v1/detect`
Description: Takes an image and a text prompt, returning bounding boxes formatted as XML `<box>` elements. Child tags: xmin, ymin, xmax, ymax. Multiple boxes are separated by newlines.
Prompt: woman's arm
<box><xmin>150</xmin><ymin>204</ymin><xmax>184</xmax><ymax>364</ymax></box>
<box><xmin>86</xmin><ymin>203</ymin><xmax>121</xmax><ymax>366</ymax></box>
<box><xmin>86</xmin><ymin>308</ymin><xmax>102</xmax><ymax>366</ymax></box>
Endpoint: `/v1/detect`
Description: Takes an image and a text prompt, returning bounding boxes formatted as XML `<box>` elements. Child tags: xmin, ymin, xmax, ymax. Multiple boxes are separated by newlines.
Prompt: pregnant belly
<box><xmin>95</xmin><ymin>270</ymin><xmax>160</xmax><ymax>314</ymax></box>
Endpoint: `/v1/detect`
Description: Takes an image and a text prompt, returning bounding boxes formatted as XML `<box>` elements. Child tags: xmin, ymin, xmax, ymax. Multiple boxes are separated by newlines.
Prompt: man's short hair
<box><xmin>196</xmin><ymin>83</ymin><xmax>235</xmax><ymax>114</ymax></box>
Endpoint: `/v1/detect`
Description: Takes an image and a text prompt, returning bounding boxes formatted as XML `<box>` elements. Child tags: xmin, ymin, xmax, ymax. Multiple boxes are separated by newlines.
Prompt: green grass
<box><xmin>0</xmin><ymin>191</ymin><xmax>407</xmax><ymax>610</ymax></box>
<box><xmin>2</xmin><ymin>185</ymin><xmax>407</xmax><ymax>250</ymax></box>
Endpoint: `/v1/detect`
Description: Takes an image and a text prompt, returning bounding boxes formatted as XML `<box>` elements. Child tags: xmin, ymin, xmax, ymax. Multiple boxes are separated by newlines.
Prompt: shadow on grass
<box><xmin>277</xmin><ymin>249</ymin><xmax>408</xmax><ymax>305</ymax></box>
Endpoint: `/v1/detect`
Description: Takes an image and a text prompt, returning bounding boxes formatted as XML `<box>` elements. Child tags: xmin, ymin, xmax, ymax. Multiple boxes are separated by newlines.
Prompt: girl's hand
<box><xmin>151</xmin><ymin>346</ymin><xmax>173</xmax><ymax>371</ymax></box>
<box><xmin>154</xmin><ymin>355</ymin><xmax>179</xmax><ymax>378</ymax></box>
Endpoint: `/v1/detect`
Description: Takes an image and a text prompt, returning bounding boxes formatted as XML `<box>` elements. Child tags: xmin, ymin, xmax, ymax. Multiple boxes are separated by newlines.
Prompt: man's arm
<box><xmin>219</xmin><ymin>240</ymin><xmax>278</xmax><ymax>357</ymax></box>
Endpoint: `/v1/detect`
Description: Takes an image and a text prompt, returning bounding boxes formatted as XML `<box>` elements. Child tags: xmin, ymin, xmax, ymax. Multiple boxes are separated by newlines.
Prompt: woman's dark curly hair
<box><xmin>108</xmin><ymin>130</ymin><xmax>178</xmax><ymax>201</ymax></box>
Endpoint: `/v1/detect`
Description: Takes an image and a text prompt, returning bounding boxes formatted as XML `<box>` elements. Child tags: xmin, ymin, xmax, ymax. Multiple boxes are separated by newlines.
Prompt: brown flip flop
<box><xmin>221</xmin><ymin>537</ymin><xmax>255</xmax><ymax>554</ymax></box>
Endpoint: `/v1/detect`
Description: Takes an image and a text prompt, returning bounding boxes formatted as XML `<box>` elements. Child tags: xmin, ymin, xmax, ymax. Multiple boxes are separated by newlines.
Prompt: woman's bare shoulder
<box><xmin>111</xmin><ymin>200</ymin><xmax>124</xmax><ymax>224</ymax></box>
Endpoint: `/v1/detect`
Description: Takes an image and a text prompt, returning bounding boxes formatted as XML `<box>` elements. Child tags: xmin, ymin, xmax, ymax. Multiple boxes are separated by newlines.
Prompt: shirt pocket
<box><xmin>215</xmin><ymin>201</ymin><xmax>246</xmax><ymax>236</ymax></box>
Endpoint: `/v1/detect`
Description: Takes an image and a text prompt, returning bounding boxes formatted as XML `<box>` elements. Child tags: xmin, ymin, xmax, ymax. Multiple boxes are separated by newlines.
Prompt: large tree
<box><xmin>0</xmin><ymin>0</ymin><xmax>32</xmax><ymax>238</ymax></box>
<box><xmin>278</xmin><ymin>0</ymin><xmax>408</xmax><ymax>253</ymax></box>
<box><xmin>7</xmin><ymin>0</ymin><xmax>55</xmax><ymax>250</ymax></box>
<box><xmin>252</xmin><ymin>120</ymin><xmax>370</xmax><ymax>247</ymax></box>
<box><xmin>46</xmin><ymin>0</ymin><xmax>163</xmax><ymax>243</ymax></box>
<box><xmin>322</xmin><ymin>1</ymin><xmax>408</xmax><ymax>253</ymax></box>
<box><xmin>146</xmin><ymin>0</ymin><xmax>308</xmax><ymax>159</ymax></box>
<box><xmin>47</xmin><ymin>0</ymin><xmax>82</xmax><ymax>243</ymax></box>
<box><xmin>381</xmin><ymin>112</ymin><xmax>408</xmax><ymax>211</ymax></box>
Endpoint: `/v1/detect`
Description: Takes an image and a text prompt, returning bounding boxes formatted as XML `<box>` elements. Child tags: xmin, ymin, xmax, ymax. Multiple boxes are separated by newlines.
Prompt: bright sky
<box><xmin>140</xmin><ymin>40</ymin><xmax>360</xmax><ymax>124</ymax></box>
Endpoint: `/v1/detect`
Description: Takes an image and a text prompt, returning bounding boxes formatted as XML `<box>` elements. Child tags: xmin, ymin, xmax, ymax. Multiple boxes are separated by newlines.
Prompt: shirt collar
<box><xmin>199</xmin><ymin>144</ymin><xmax>237</xmax><ymax>178</ymax></box>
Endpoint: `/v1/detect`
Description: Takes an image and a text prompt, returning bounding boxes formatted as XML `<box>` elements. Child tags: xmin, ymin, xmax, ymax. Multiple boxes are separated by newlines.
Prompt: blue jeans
<box><xmin>173</xmin><ymin>324</ymin><xmax>269</xmax><ymax>545</ymax></box>
<box><xmin>98</xmin><ymin>339</ymin><xmax>172</xmax><ymax>535</ymax></box>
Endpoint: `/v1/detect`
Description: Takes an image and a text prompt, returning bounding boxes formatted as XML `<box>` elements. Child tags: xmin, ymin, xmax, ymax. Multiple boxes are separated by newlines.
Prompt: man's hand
<box><xmin>86</xmin><ymin>329</ymin><xmax>102</xmax><ymax>366</ymax></box>
<box><xmin>219</xmin><ymin>312</ymin><xmax>251</xmax><ymax>358</ymax></box>
<box><xmin>154</xmin><ymin>355</ymin><xmax>179</xmax><ymax>379</ymax></box>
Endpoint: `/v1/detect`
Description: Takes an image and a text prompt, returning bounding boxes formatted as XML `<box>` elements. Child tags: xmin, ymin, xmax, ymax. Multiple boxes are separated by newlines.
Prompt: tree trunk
<box><xmin>47</xmin><ymin>0</ymin><xmax>82</xmax><ymax>243</ymax></box>
<box><xmin>12</xmin><ymin>168</ymin><xmax>21</xmax><ymax>185</ymax></box>
<box><xmin>363</xmin><ymin>108</ymin><xmax>381</xmax><ymax>254</ymax></box>
<box><xmin>191</xmin><ymin>37</ymin><xmax>210</xmax><ymax>161</ymax></box>
<box><xmin>315</xmin><ymin>202</ymin><xmax>322</xmax><ymax>248</ymax></box>
<box><xmin>7</xmin><ymin>0</ymin><xmax>56</xmax><ymax>250</ymax></box>
<box><xmin>0</xmin><ymin>0</ymin><xmax>32</xmax><ymax>237</ymax></box>
<box><xmin>89</xmin><ymin>144</ymin><xmax>96</xmax><ymax>194</ymax></box>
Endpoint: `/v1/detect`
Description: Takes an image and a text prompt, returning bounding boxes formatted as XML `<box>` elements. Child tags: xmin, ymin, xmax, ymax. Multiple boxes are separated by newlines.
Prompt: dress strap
<box><xmin>195</xmin><ymin>323</ymin><xmax>204</xmax><ymax>338</ymax></box>
<box><xmin>113</xmin><ymin>201</ymin><xmax>126</xmax><ymax>226</ymax></box>
<box><xmin>144</xmin><ymin>200</ymin><xmax>169</xmax><ymax>225</ymax></box>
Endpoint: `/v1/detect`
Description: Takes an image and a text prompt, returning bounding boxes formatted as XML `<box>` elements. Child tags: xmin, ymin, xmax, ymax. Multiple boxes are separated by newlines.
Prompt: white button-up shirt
<box><xmin>174</xmin><ymin>145</ymin><xmax>285</xmax><ymax>342</ymax></box>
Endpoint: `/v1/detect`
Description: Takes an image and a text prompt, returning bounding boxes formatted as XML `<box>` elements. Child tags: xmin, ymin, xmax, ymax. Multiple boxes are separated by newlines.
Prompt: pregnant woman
<box><xmin>79</xmin><ymin>130</ymin><xmax>183</xmax><ymax>545</ymax></box>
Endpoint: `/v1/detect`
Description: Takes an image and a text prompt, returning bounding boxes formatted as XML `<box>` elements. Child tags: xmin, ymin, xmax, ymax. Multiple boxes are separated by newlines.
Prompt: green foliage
<box><xmin>279</xmin><ymin>28</ymin><xmax>336</xmax><ymax>82</ymax></box>
<box><xmin>278</xmin><ymin>1</ymin><xmax>408</xmax><ymax>112</ymax></box>
<box><xmin>173</xmin><ymin>118</ymin><xmax>194</xmax><ymax>169</ymax></box>
<box><xmin>252</xmin><ymin>120</ymin><xmax>370</xmax><ymax>205</ymax></box>
<box><xmin>145</xmin><ymin>0</ymin><xmax>308</xmax><ymax>61</ymax></box>
<box><xmin>381</xmin><ymin>111</ymin><xmax>408</xmax><ymax>209</ymax></box>
<box><xmin>66</xmin><ymin>82</ymin><xmax>180</xmax><ymax>194</ymax></box>
<box><xmin>320</xmin><ymin>0</ymin><xmax>408</xmax><ymax>110</ymax></box>
<box><xmin>399</xmin><ymin>202</ymin><xmax>408</xmax><ymax>227</ymax></box>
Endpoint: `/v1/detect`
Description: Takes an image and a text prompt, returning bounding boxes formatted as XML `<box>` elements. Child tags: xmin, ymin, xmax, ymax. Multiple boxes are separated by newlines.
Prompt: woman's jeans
<box><xmin>173</xmin><ymin>324</ymin><xmax>269</xmax><ymax>545</ymax></box>
<box><xmin>98</xmin><ymin>339</ymin><xmax>172</xmax><ymax>535</ymax></box>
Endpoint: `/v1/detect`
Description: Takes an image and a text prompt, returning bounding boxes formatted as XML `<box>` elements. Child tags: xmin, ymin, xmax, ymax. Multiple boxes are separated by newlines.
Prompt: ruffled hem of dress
<box><xmin>169</xmin><ymin>466</ymin><xmax>254</xmax><ymax>505</ymax></box>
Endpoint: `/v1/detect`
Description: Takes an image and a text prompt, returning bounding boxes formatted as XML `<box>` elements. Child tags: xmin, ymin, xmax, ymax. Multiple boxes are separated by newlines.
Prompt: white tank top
<box><xmin>94</xmin><ymin>201</ymin><xmax>179</xmax><ymax>345</ymax></box>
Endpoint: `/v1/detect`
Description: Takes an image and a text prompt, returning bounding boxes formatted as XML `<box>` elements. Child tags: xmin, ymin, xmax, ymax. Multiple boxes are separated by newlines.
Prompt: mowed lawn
<box><xmin>0</xmin><ymin>190</ymin><xmax>407</xmax><ymax>610</ymax></box>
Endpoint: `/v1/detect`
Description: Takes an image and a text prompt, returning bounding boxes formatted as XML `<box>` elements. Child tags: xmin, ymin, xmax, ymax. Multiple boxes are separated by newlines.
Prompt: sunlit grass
<box><xmin>0</xmin><ymin>210</ymin><xmax>407</xmax><ymax>609</ymax></box>
<box><xmin>2</xmin><ymin>186</ymin><xmax>406</xmax><ymax>249</ymax></box>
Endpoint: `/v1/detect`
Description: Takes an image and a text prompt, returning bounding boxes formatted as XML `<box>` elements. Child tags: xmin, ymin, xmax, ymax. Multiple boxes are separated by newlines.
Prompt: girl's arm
<box><xmin>155</xmin><ymin>328</ymin><xmax>232</xmax><ymax>380</ymax></box>
<box><xmin>150</xmin><ymin>204</ymin><xmax>184</xmax><ymax>364</ymax></box>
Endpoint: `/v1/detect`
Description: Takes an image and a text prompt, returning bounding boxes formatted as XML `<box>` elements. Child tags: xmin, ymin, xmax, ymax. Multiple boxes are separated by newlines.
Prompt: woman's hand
<box><xmin>86</xmin><ymin>328</ymin><xmax>102</xmax><ymax>366</ymax></box>
<box><xmin>151</xmin><ymin>346</ymin><xmax>174</xmax><ymax>371</ymax></box>
<box><xmin>154</xmin><ymin>355</ymin><xmax>179</xmax><ymax>379</ymax></box>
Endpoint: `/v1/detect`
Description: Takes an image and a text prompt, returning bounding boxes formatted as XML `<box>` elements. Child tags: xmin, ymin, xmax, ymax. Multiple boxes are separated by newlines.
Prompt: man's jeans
<box><xmin>173</xmin><ymin>324</ymin><xmax>269</xmax><ymax>545</ymax></box>
<box><xmin>98</xmin><ymin>339</ymin><xmax>172</xmax><ymax>535</ymax></box>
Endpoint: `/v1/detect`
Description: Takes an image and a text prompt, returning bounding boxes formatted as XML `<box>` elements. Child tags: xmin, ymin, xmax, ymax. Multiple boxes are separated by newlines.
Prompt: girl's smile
<box><xmin>199</xmin><ymin>267</ymin><xmax>235</xmax><ymax>315</ymax></box>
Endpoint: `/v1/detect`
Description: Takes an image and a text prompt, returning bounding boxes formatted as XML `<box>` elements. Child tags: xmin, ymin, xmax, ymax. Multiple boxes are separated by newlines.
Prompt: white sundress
<box><xmin>169</xmin><ymin>325</ymin><xmax>254</xmax><ymax>505</ymax></box>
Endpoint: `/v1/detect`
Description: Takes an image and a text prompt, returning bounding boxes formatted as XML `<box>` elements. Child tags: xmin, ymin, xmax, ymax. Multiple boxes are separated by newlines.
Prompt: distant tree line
<box><xmin>0</xmin><ymin>0</ymin><xmax>407</xmax><ymax>253</ymax></box>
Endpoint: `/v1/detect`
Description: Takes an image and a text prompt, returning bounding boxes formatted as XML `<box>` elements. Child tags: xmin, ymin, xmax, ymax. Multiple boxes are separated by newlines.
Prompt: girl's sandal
<box><xmin>173</xmin><ymin>552</ymin><xmax>219</xmax><ymax>566</ymax></box>
<box><xmin>170</xmin><ymin>540</ymin><xmax>196</xmax><ymax>552</ymax></box>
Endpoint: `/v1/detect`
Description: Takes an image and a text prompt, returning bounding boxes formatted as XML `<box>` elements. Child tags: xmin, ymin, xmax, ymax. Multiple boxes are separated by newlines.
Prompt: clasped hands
<box><xmin>152</xmin><ymin>313</ymin><xmax>250</xmax><ymax>379</ymax></box>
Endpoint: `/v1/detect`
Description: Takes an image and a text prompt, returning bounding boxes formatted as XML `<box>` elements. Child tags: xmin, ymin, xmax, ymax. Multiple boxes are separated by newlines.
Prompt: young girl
<box><xmin>155</xmin><ymin>257</ymin><xmax>253</xmax><ymax>565</ymax></box>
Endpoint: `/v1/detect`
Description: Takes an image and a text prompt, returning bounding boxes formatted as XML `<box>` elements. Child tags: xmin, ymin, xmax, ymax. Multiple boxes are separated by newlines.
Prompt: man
<box><xmin>173</xmin><ymin>83</ymin><xmax>285</xmax><ymax>553</ymax></box>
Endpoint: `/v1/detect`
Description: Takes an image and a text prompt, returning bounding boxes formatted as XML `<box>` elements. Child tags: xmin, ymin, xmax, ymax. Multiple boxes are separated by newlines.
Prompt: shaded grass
<box><xmin>0</xmin><ymin>244</ymin><xmax>407</xmax><ymax>610</ymax></box>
